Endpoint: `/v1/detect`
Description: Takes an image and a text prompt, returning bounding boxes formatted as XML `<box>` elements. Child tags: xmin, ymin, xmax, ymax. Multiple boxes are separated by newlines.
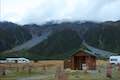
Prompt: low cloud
<box><xmin>1</xmin><ymin>0</ymin><xmax>120</xmax><ymax>24</ymax></box>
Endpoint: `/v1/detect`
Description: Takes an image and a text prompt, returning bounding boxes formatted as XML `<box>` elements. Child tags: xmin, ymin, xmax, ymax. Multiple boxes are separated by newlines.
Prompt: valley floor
<box><xmin>0</xmin><ymin>60</ymin><xmax>120</xmax><ymax>80</ymax></box>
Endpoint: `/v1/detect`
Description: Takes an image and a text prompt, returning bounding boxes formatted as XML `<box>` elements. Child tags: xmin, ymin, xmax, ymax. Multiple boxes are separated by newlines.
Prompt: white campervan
<box><xmin>6</xmin><ymin>58</ymin><xmax>30</xmax><ymax>63</ymax></box>
<box><xmin>109</xmin><ymin>56</ymin><xmax>120</xmax><ymax>65</ymax></box>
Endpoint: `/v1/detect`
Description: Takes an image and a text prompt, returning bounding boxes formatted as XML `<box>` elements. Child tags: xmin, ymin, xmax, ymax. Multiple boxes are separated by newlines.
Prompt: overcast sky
<box><xmin>0</xmin><ymin>0</ymin><xmax>120</xmax><ymax>24</ymax></box>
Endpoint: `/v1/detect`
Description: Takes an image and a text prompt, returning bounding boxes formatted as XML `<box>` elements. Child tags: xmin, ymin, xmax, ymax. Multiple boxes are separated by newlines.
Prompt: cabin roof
<box><xmin>65</xmin><ymin>42</ymin><xmax>117</xmax><ymax>59</ymax></box>
<box><xmin>83</xmin><ymin>42</ymin><xmax>117</xmax><ymax>58</ymax></box>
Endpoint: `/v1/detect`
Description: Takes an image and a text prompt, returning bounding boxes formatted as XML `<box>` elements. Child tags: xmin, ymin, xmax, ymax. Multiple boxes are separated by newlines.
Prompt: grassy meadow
<box><xmin>0</xmin><ymin>60</ymin><xmax>120</xmax><ymax>80</ymax></box>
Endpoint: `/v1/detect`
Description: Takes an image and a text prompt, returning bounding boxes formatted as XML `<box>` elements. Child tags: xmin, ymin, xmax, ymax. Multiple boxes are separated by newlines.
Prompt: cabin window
<box><xmin>111</xmin><ymin>59</ymin><xmax>117</xmax><ymax>61</ymax></box>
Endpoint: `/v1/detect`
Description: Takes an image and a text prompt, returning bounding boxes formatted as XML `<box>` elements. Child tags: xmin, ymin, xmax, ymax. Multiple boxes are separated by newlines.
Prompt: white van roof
<box><xmin>110</xmin><ymin>56</ymin><xmax>120</xmax><ymax>58</ymax></box>
<box><xmin>6</xmin><ymin>58</ymin><xmax>29</xmax><ymax>60</ymax></box>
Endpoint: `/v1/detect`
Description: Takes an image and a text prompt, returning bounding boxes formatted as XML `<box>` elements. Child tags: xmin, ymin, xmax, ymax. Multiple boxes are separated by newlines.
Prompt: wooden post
<box><xmin>118</xmin><ymin>63</ymin><xmax>120</xmax><ymax>71</ymax></box>
<box><xmin>55</xmin><ymin>66</ymin><xmax>68</xmax><ymax>80</ymax></box>
<box><xmin>106</xmin><ymin>64</ymin><xmax>112</xmax><ymax>78</ymax></box>
<box><xmin>16</xmin><ymin>64</ymin><xmax>19</xmax><ymax>72</ymax></box>
<box><xmin>28</xmin><ymin>65</ymin><xmax>32</xmax><ymax>74</ymax></box>
<box><xmin>2</xmin><ymin>67</ymin><xmax>6</xmax><ymax>76</ymax></box>
<box><xmin>22</xmin><ymin>65</ymin><xmax>25</xmax><ymax>71</ymax></box>
<box><xmin>71</xmin><ymin>57</ymin><xmax>74</xmax><ymax>70</ymax></box>
<box><xmin>42</xmin><ymin>65</ymin><xmax>46</xmax><ymax>71</ymax></box>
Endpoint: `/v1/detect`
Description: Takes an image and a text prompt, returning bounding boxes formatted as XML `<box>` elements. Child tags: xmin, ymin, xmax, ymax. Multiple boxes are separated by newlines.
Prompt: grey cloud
<box><xmin>1</xmin><ymin>0</ymin><xmax>120</xmax><ymax>24</ymax></box>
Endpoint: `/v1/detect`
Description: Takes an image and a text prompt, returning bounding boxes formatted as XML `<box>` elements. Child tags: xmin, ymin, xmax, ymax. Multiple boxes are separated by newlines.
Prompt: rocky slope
<box><xmin>0</xmin><ymin>22</ymin><xmax>32</xmax><ymax>52</ymax></box>
<box><xmin>0</xmin><ymin>21</ymin><xmax>120</xmax><ymax>59</ymax></box>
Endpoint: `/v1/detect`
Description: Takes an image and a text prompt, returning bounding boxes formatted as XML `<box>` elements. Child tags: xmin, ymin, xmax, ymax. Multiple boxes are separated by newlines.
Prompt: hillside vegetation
<box><xmin>0</xmin><ymin>21</ymin><xmax>120</xmax><ymax>59</ymax></box>
<box><xmin>0</xmin><ymin>22</ymin><xmax>32</xmax><ymax>52</ymax></box>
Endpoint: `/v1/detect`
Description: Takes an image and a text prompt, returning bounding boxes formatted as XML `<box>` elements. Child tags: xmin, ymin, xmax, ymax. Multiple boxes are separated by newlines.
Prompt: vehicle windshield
<box><xmin>110</xmin><ymin>59</ymin><xmax>117</xmax><ymax>61</ymax></box>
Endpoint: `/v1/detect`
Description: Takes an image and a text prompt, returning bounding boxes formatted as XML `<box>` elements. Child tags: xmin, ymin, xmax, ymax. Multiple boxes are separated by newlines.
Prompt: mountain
<box><xmin>85</xmin><ymin>21</ymin><xmax>120</xmax><ymax>53</ymax></box>
<box><xmin>0</xmin><ymin>21</ymin><xmax>120</xmax><ymax>60</ymax></box>
<box><xmin>0</xmin><ymin>22</ymin><xmax>32</xmax><ymax>52</ymax></box>
<box><xmin>28</xmin><ymin>29</ymin><xmax>82</xmax><ymax>59</ymax></box>
<box><xmin>4</xmin><ymin>31</ymin><xmax>52</xmax><ymax>53</ymax></box>
<box><xmin>27</xmin><ymin>21</ymin><xmax>120</xmax><ymax>60</ymax></box>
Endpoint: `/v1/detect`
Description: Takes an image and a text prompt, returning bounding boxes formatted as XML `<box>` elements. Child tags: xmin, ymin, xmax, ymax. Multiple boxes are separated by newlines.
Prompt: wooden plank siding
<box><xmin>64</xmin><ymin>51</ymin><xmax>96</xmax><ymax>70</ymax></box>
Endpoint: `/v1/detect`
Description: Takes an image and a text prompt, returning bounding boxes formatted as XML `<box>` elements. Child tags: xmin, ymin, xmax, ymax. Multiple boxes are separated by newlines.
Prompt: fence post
<box><xmin>106</xmin><ymin>64</ymin><xmax>112</xmax><ymax>78</ymax></box>
<box><xmin>28</xmin><ymin>65</ymin><xmax>32</xmax><ymax>74</ymax></box>
<box><xmin>55</xmin><ymin>66</ymin><xmax>68</xmax><ymax>80</ymax></box>
<box><xmin>118</xmin><ymin>63</ymin><xmax>120</xmax><ymax>71</ymax></box>
<box><xmin>42</xmin><ymin>65</ymin><xmax>46</xmax><ymax>72</ymax></box>
<box><xmin>2</xmin><ymin>67</ymin><xmax>6</xmax><ymax>76</ymax></box>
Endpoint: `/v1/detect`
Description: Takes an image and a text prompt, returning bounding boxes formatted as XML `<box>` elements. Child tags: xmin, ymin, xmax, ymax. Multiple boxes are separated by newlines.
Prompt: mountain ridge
<box><xmin>0</xmin><ymin>20</ymin><xmax>120</xmax><ymax>59</ymax></box>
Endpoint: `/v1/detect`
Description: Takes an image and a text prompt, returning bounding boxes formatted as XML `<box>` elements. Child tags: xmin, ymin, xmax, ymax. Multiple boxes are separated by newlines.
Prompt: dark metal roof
<box><xmin>82</xmin><ymin>42</ymin><xmax>117</xmax><ymax>59</ymax></box>
<box><xmin>66</xmin><ymin>42</ymin><xmax>117</xmax><ymax>59</ymax></box>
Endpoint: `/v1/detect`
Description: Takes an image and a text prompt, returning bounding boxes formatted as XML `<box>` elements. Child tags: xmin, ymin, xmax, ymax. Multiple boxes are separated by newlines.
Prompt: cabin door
<box><xmin>79</xmin><ymin>56</ymin><xmax>86</xmax><ymax>70</ymax></box>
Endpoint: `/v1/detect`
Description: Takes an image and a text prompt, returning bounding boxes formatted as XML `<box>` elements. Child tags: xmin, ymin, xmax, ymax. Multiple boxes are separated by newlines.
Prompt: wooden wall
<box><xmin>64</xmin><ymin>51</ymin><xmax>96</xmax><ymax>70</ymax></box>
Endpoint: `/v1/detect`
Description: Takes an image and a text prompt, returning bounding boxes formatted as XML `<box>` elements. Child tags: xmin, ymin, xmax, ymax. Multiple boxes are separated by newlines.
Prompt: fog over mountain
<box><xmin>1</xmin><ymin>0</ymin><xmax>120</xmax><ymax>24</ymax></box>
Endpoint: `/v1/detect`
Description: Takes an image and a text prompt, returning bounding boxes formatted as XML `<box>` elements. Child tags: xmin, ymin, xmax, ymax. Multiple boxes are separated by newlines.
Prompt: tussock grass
<box><xmin>0</xmin><ymin>60</ymin><xmax>120</xmax><ymax>80</ymax></box>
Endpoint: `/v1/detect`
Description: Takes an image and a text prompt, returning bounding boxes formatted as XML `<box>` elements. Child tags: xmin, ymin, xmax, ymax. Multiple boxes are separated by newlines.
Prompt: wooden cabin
<box><xmin>64</xmin><ymin>42</ymin><xmax>116</xmax><ymax>70</ymax></box>
<box><xmin>64</xmin><ymin>50</ymin><xmax>96</xmax><ymax>70</ymax></box>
